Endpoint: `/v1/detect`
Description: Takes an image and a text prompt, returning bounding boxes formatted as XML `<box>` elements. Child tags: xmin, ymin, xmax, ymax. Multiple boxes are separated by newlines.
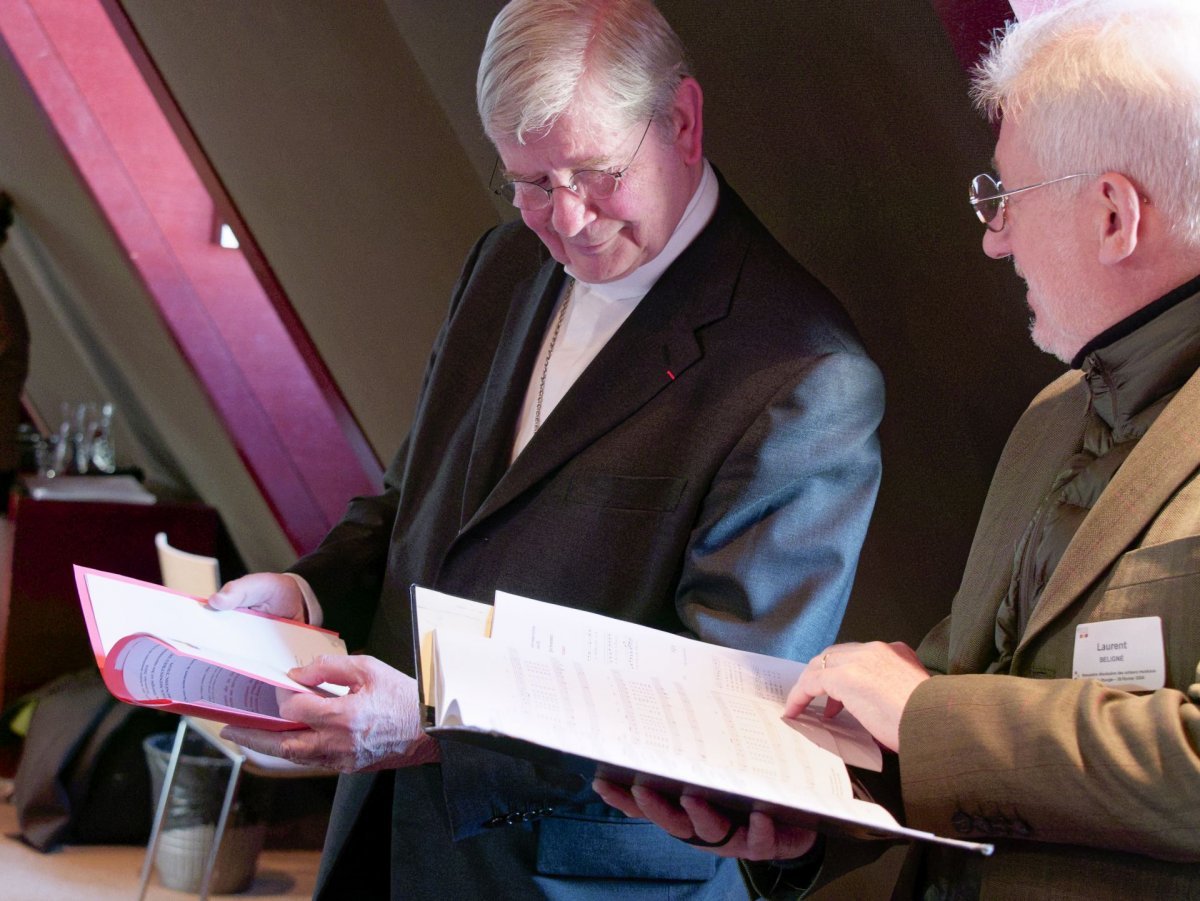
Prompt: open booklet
<box><xmin>412</xmin><ymin>585</ymin><xmax>993</xmax><ymax>855</ymax></box>
<box><xmin>74</xmin><ymin>566</ymin><xmax>348</xmax><ymax>731</ymax></box>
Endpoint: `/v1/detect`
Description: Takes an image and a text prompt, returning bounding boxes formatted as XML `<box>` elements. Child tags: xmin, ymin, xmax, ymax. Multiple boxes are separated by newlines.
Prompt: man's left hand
<box><xmin>221</xmin><ymin>654</ymin><xmax>440</xmax><ymax>772</ymax></box>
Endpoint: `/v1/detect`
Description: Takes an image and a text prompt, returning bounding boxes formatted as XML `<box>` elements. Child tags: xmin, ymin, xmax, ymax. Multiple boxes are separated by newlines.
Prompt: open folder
<box><xmin>411</xmin><ymin>585</ymin><xmax>993</xmax><ymax>855</ymax></box>
<box><xmin>74</xmin><ymin>565</ymin><xmax>347</xmax><ymax>731</ymax></box>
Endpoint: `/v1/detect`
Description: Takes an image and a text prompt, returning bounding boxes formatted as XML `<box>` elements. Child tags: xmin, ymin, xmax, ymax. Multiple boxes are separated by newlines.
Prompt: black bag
<box><xmin>9</xmin><ymin>669</ymin><xmax>172</xmax><ymax>851</ymax></box>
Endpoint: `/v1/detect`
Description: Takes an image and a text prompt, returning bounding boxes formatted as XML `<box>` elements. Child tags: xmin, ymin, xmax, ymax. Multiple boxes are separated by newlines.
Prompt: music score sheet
<box><xmin>426</xmin><ymin>589</ymin><xmax>896</xmax><ymax>831</ymax></box>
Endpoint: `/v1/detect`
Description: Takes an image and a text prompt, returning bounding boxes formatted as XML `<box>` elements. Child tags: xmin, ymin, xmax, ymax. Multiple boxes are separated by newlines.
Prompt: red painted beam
<box><xmin>0</xmin><ymin>0</ymin><xmax>382</xmax><ymax>553</ymax></box>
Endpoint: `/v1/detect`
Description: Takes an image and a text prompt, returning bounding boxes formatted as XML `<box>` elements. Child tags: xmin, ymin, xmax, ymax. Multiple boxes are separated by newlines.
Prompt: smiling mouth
<box><xmin>567</xmin><ymin>233</ymin><xmax>619</xmax><ymax>254</ymax></box>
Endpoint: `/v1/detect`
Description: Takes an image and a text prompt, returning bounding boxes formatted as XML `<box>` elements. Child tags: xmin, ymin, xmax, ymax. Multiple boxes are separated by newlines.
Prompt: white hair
<box><xmin>476</xmin><ymin>0</ymin><xmax>690</xmax><ymax>145</ymax></box>
<box><xmin>972</xmin><ymin>0</ymin><xmax>1200</xmax><ymax>246</ymax></box>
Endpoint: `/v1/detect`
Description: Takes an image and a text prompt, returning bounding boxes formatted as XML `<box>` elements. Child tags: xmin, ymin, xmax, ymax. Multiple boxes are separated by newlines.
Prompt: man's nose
<box><xmin>982</xmin><ymin>223</ymin><xmax>1011</xmax><ymax>260</ymax></box>
<box><xmin>550</xmin><ymin>187</ymin><xmax>593</xmax><ymax>237</ymax></box>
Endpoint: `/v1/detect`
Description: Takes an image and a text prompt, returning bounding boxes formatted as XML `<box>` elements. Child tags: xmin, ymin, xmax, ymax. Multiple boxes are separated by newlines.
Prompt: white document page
<box><xmin>489</xmin><ymin>591</ymin><xmax>881</xmax><ymax>770</ymax></box>
<box><xmin>428</xmin><ymin>589</ymin><xmax>991</xmax><ymax>853</ymax></box>
<box><xmin>84</xmin><ymin>570</ymin><xmax>347</xmax><ymax>692</ymax></box>
<box><xmin>432</xmin><ymin>628</ymin><xmax>897</xmax><ymax>831</ymax></box>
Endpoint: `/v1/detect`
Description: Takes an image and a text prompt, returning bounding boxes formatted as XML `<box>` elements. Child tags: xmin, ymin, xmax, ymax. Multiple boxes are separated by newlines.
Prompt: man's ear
<box><xmin>1096</xmin><ymin>172</ymin><xmax>1143</xmax><ymax>266</ymax></box>
<box><xmin>669</xmin><ymin>76</ymin><xmax>704</xmax><ymax>166</ymax></box>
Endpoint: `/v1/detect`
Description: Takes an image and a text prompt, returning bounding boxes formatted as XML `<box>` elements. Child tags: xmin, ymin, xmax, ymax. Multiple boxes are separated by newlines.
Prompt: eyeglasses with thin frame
<box><xmin>491</xmin><ymin>119</ymin><xmax>654</xmax><ymax>212</ymax></box>
<box><xmin>969</xmin><ymin>171</ymin><xmax>1094</xmax><ymax>231</ymax></box>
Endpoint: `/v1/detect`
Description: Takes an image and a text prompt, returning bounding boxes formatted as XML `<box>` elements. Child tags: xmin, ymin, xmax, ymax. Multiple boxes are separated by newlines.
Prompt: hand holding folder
<box><xmin>74</xmin><ymin>566</ymin><xmax>348</xmax><ymax>731</ymax></box>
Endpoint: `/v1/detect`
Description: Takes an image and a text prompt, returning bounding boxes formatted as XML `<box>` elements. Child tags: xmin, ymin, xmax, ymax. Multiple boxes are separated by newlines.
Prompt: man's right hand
<box><xmin>207</xmin><ymin>572</ymin><xmax>306</xmax><ymax>621</ymax></box>
<box><xmin>222</xmin><ymin>654</ymin><xmax>440</xmax><ymax>772</ymax></box>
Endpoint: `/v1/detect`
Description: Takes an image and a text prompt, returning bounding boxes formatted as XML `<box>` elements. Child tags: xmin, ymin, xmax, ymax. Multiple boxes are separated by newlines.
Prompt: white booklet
<box><xmin>75</xmin><ymin>565</ymin><xmax>348</xmax><ymax>730</ymax></box>
<box><xmin>411</xmin><ymin>585</ymin><xmax>993</xmax><ymax>854</ymax></box>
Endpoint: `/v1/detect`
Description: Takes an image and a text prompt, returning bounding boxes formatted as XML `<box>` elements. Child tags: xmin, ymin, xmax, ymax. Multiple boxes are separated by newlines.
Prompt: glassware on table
<box><xmin>90</xmin><ymin>402</ymin><xmax>116</xmax><ymax>474</ymax></box>
<box><xmin>41</xmin><ymin>400</ymin><xmax>118</xmax><ymax>477</ymax></box>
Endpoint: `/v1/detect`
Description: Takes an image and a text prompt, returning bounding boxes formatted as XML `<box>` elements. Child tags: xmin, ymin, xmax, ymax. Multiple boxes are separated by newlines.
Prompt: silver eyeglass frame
<box><xmin>969</xmin><ymin>171</ymin><xmax>1095</xmax><ymax>231</ymax></box>
<box><xmin>492</xmin><ymin>118</ymin><xmax>654</xmax><ymax>212</ymax></box>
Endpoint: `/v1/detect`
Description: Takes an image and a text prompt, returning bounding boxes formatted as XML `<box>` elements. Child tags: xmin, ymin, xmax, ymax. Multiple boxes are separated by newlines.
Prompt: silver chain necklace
<box><xmin>534</xmin><ymin>279</ymin><xmax>574</xmax><ymax>432</ymax></box>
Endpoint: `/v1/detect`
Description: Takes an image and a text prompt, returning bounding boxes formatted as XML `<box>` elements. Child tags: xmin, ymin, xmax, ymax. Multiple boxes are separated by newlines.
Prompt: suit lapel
<box><xmin>1019</xmin><ymin>365</ymin><xmax>1200</xmax><ymax>650</ymax></box>
<box><xmin>459</xmin><ymin>261</ymin><xmax>564</xmax><ymax>528</ymax></box>
<box><xmin>462</xmin><ymin>186</ymin><xmax>751</xmax><ymax>532</ymax></box>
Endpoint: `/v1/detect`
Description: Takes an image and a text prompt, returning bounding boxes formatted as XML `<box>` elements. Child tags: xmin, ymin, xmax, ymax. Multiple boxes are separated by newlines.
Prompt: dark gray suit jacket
<box><xmin>294</xmin><ymin>180</ymin><xmax>884</xmax><ymax>899</ymax></box>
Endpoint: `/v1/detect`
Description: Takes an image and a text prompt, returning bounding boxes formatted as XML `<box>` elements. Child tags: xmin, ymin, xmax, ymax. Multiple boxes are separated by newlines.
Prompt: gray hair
<box><xmin>476</xmin><ymin>0</ymin><xmax>690</xmax><ymax>145</ymax></box>
<box><xmin>972</xmin><ymin>0</ymin><xmax>1200</xmax><ymax>246</ymax></box>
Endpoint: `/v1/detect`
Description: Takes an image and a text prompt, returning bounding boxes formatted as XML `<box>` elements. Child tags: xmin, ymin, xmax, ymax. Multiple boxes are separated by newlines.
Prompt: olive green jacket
<box><xmin>900</xmin><ymin>360</ymin><xmax>1200</xmax><ymax>899</ymax></box>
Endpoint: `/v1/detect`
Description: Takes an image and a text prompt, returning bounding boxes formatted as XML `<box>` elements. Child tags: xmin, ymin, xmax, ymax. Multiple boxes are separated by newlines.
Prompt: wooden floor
<box><xmin>0</xmin><ymin>778</ymin><xmax>320</xmax><ymax>901</ymax></box>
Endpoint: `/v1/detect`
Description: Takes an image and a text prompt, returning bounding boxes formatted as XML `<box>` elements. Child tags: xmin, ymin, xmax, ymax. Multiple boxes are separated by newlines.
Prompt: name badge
<box><xmin>1072</xmin><ymin>616</ymin><xmax>1165</xmax><ymax>691</ymax></box>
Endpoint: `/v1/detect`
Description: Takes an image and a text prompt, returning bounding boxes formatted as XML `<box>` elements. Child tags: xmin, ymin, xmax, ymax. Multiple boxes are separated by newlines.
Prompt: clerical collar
<box><xmin>564</xmin><ymin>159</ymin><xmax>719</xmax><ymax>302</ymax></box>
<box><xmin>1071</xmin><ymin>270</ymin><xmax>1200</xmax><ymax>369</ymax></box>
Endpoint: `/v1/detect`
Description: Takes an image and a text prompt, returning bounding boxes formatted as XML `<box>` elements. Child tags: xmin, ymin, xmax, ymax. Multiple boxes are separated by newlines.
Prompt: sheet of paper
<box><xmin>433</xmin><ymin>629</ymin><xmax>874</xmax><ymax>821</ymax></box>
<box><xmin>784</xmin><ymin>709</ymin><xmax>882</xmax><ymax>772</ymax></box>
<box><xmin>489</xmin><ymin>591</ymin><xmax>881</xmax><ymax>770</ymax></box>
<box><xmin>425</xmin><ymin>588</ymin><xmax>990</xmax><ymax>854</ymax></box>
<box><xmin>26</xmin><ymin>474</ymin><xmax>156</xmax><ymax>504</ymax></box>
<box><xmin>492</xmin><ymin>591</ymin><xmax>802</xmax><ymax>694</ymax></box>
<box><xmin>112</xmin><ymin>634</ymin><xmax>282</xmax><ymax>718</ymax></box>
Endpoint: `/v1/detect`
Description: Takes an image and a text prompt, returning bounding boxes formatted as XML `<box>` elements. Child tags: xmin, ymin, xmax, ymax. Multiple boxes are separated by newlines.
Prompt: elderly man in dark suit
<box><xmin>599</xmin><ymin>1</ymin><xmax>1200</xmax><ymax>898</ymax></box>
<box><xmin>213</xmin><ymin>0</ymin><xmax>883</xmax><ymax>897</ymax></box>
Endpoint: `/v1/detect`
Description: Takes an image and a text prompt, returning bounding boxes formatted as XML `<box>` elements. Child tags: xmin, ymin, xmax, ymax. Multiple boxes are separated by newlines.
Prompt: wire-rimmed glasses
<box><xmin>492</xmin><ymin>119</ymin><xmax>654</xmax><ymax>212</ymax></box>
<box><xmin>969</xmin><ymin>171</ymin><xmax>1094</xmax><ymax>231</ymax></box>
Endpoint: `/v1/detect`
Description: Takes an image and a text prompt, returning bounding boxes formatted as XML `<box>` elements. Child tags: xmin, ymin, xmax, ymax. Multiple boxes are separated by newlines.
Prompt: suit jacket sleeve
<box><xmin>899</xmin><ymin>670</ymin><xmax>1200</xmax><ymax>862</ymax></box>
<box><xmin>677</xmin><ymin>348</ymin><xmax>883</xmax><ymax>662</ymax></box>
